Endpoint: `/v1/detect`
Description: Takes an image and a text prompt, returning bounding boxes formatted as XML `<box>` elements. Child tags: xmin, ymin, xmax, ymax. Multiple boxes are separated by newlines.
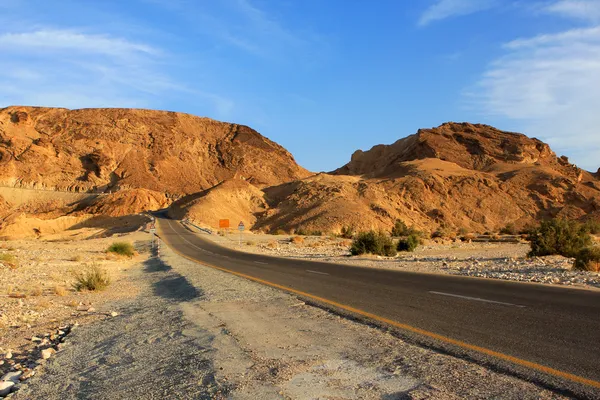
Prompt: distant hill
<box><xmin>1</xmin><ymin>107</ymin><xmax>599</xmax><ymax>236</ymax></box>
<box><xmin>176</xmin><ymin>122</ymin><xmax>600</xmax><ymax>234</ymax></box>
<box><xmin>0</xmin><ymin>106</ymin><xmax>310</xmax><ymax>194</ymax></box>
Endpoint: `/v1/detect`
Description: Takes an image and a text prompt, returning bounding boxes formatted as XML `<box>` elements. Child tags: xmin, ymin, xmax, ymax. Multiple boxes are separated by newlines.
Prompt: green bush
<box><xmin>583</xmin><ymin>220</ymin><xmax>600</xmax><ymax>235</ymax></box>
<box><xmin>573</xmin><ymin>247</ymin><xmax>600</xmax><ymax>272</ymax></box>
<box><xmin>391</xmin><ymin>220</ymin><xmax>410</xmax><ymax>237</ymax></box>
<box><xmin>350</xmin><ymin>230</ymin><xmax>396</xmax><ymax>257</ymax></box>
<box><xmin>500</xmin><ymin>223</ymin><xmax>517</xmax><ymax>235</ymax></box>
<box><xmin>0</xmin><ymin>253</ymin><xmax>17</xmax><ymax>266</ymax></box>
<box><xmin>72</xmin><ymin>264</ymin><xmax>111</xmax><ymax>291</ymax></box>
<box><xmin>107</xmin><ymin>241</ymin><xmax>135</xmax><ymax>257</ymax></box>
<box><xmin>340</xmin><ymin>225</ymin><xmax>356</xmax><ymax>239</ymax></box>
<box><xmin>397</xmin><ymin>234</ymin><xmax>420</xmax><ymax>252</ymax></box>
<box><xmin>527</xmin><ymin>219</ymin><xmax>592</xmax><ymax>258</ymax></box>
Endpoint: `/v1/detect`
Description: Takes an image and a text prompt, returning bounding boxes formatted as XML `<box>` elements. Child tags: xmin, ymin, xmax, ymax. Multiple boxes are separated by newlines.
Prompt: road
<box><xmin>157</xmin><ymin>216</ymin><xmax>600</xmax><ymax>398</ymax></box>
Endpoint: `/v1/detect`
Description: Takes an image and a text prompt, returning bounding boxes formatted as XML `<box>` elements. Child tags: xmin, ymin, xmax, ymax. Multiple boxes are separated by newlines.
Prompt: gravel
<box><xmin>11</xmin><ymin>237</ymin><xmax>570</xmax><ymax>399</ymax></box>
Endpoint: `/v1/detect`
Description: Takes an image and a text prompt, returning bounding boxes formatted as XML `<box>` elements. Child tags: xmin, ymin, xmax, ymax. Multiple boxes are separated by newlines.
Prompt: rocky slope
<box><xmin>177</xmin><ymin>123</ymin><xmax>600</xmax><ymax>234</ymax></box>
<box><xmin>0</xmin><ymin>106</ymin><xmax>310</xmax><ymax>194</ymax></box>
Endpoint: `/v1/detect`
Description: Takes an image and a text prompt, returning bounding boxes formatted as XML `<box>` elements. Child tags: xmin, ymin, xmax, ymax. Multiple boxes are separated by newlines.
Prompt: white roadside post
<box><xmin>238</xmin><ymin>221</ymin><xmax>245</xmax><ymax>246</ymax></box>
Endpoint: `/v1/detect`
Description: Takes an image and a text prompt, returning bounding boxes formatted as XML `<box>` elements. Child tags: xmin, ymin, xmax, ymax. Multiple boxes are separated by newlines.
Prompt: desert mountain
<box><xmin>176</xmin><ymin>123</ymin><xmax>600</xmax><ymax>234</ymax></box>
<box><xmin>0</xmin><ymin>106</ymin><xmax>310</xmax><ymax>195</ymax></box>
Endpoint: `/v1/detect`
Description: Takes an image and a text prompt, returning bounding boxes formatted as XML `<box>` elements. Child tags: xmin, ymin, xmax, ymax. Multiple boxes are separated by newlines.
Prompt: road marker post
<box><xmin>238</xmin><ymin>221</ymin><xmax>245</xmax><ymax>246</ymax></box>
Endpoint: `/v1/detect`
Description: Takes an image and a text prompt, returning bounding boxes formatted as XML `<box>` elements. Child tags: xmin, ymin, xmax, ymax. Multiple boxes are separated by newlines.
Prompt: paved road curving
<box><xmin>158</xmin><ymin>215</ymin><xmax>600</xmax><ymax>399</ymax></box>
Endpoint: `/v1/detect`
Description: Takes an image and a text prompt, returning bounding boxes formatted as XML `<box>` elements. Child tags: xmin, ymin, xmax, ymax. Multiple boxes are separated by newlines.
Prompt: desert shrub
<box><xmin>107</xmin><ymin>242</ymin><xmax>135</xmax><ymax>257</ymax></box>
<box><xmin>245</xmin><ymin>240</ymin><xmax>256</xmax><ymax>246</ymax></box>
<box><xmin>573</xmin><ymin>247</ymin><xmax>600</xmax><ymax>272</ymax></box>
<box><xmin>527</xmin><ymin>219</ymin><xmax>592</xmax><ymax>258</ymax></box>
<box><xmin>391</xmin><ymin>220</ymin><xmax>410</xmax><ymax>237</ymax></box>
<box><xmin>273</xmin><ymin>229</ymin><xmax>286</xmax><ymax>235</ymax></box>
<box><xmin>340</xmin><ymin>225</ymin><xmax>356</xmax><ymax>239</ymax></box>
<box><xmin>0</xmin><ymin>253</ymin><xmax>18</xmax><ymax>268</ymax></box>
<box><xmin>295</xmin><ymin>226</ymin><xmax>308</xmax><ymax>236</ymax></box>
<box><xmin>457</xmin><ymin>227</ymin><xmax>469</xmax><ymax>236</ymax></box>
<box><xmin>291</xmin><ymin>236</ymin><xmax>304</xmax><ymax>244</ymax></box>
<box><xmin>583</xmin><ymin>220</ymin><xmax>600</xmax><ymax>235</ymax></box>
<box><xmin>30</xmin><ymin>286</ymin><xmax>43</xmax><ymax>296</ymax></box>
<box><xmin>70</xmin><ymin>254</ymin><xmax>83</xmax><ymax>262</ymax></box>
<box><xmin>54</xmin><ymin>285</ymin><xmax>67</xmax><ymax>296</ymax></box>
<box><xmin>72</xmin><ymin>264</ymin><xmax>111</xmax><ymax>291</ymax></box>
<box><xmin>431</xmin><ymin>227</ymin><xmax>452</xmax><ymax>239</ymax></box>
<box><xmin>350</xmin><ymin>230</ymin><xmax>396</xmax><ymax>257</ymax></box>
<box><xmin>500</xmin><ymin>223</ymin><xmax>517</xmax><ymax>235</ymax></box>
<box><xmin>397</xmin><ymin>234</ymin><xmax>420</xmax><ymax>252</ymax></box>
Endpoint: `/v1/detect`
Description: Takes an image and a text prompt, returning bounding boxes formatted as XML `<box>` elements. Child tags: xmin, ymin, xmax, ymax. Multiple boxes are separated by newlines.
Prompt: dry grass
<box><xmin>54</xmin><ymin>285</ymin><xmax>67</xmax><ymax>296</ymax></box>
<box><xmin>72</xmin><ymin>263</ymin><xmax>111</xmax><ymax>291</ymax></box>
<box><xmin>246</xmin><ymin>240</ymin><xmax>256</xmax><ymax>246</ymax></box>
<box><xmin>0</xmin><ymin>252</ymin><xmax>18</xmax><ymax>269</ymax></box>
<box><xmin>70</xmin><ymin>254</ymin><xmax>83</xmax><ymax>262</ymax></box>
<box><xmin>267</xmin><ymin>241</ymin><xmax>277</xmax><ymax>248</ymax></box>
<box><xmin>106</xmin><ymin>242</ymin><xmax>135</xmax><ymax>258</ymax></box>
<box><xmin>291</xmin><ymin>236</ymin><xmax>304</xmax><ymax>245</ymax></box>
<box><xmin>30</xmin><ymin>286</ymin><xmax>43</xmax><ymax>296</ymax></box>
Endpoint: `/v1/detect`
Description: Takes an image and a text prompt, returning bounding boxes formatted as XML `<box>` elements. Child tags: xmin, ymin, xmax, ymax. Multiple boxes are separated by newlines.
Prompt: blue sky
<box><xmin>1</xmin><ymin>0</ymin><xmax>599</xmax><ymax>172</ymax></box>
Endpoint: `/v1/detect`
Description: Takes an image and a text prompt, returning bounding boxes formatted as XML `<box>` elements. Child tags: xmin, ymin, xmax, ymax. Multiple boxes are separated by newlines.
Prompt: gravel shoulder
<box><xmin>202</xmin><ymin>228</ymin><xmax>600</xmax><ymax>290</ymax></box>
<box><xmin>10</xmin><ymin>236</ymin><xmax>569</xmax><ymax>399</ymax></box>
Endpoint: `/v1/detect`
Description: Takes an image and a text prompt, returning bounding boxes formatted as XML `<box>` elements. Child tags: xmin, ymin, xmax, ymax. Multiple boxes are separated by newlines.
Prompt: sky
<box><xmin>0</xmin><ymin>0</ymin><xmax>599</xmax><ymax>172</ymax></box>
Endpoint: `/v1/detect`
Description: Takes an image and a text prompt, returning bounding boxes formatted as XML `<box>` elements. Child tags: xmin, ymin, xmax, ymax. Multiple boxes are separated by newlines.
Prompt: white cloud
<box><xmin>418</xmin><ymin>0</ymin><xmax>497</xmax><ymax>26</ymax></box>
<box><xmin>0</xmin><ymin>28</ymin><xmax>233</xmax><ymax>117</ymax></box>
<box><xmin>472</xmin><ymin>25</ymin><xmax>600</xmax><ymax>170</ymax></box>
<box><xmin>0</xmin><ymin>30</ymin><xmax>158</xmax><ymax>57</ymax></box>
<box><xmin>544</xmin><ymin>0</ymin><xmax>600</xmax><ymax>21</ymax></box>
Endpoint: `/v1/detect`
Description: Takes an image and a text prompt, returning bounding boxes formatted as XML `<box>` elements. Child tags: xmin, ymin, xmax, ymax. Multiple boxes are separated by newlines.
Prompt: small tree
<box><xmin>574</xmin><ymin>247</ymin><xmax>600</xmax><ymax>272</ymax></box>
<box><xmin>350</xmin><ymin>230</ymin><xmax>396</xmax><ymax>256</ymax></box>
<box><xmin>397</xmin><ymin>234</ymin><xmax>420</xmax><ymax>252</ymax></box>
<box><xmin>527</xmin><ymin>219</ymin><xmax>592</xmax><ymax>258</ymax></box>
<box><xmin>391</xmin><ymin>220</ymin><xmax>410</xmax><ymax>237</ymax></box>
<box><xmin>340</xmin><ymin>225</ymin><xmax>356</xmax><ymax>239</ymax></box>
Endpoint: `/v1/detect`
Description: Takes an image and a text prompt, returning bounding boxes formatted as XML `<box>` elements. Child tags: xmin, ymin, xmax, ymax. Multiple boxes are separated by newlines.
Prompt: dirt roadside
<box><xmin>10</xmin><ymin>237</ymin><xmax>567</xmax><ymax>399</ymax></box>
<box><xmin>202</xmin><ymin>228</ymin><xmax>600</xmax><ymax>290</ymax></box>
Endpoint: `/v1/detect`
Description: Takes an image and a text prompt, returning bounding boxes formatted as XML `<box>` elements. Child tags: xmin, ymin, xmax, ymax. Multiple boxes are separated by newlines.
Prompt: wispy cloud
<box><xmin>0</xmin><ymin>27</ymin><xmax>233</xmax><ymax>116</ymax></box>
<box><xmin>543</xmin><ymin>0</ymin><xmax>600</xmax><ymax>21</ymax></box>
<box><xmin>418</xmin><ymin>0</ymin><xmax>497</xmax><ymax>26</ymax></box>
<box><xmin>470</xmin><ymin>24</ymin><xmax>600</xmax><ymax>170</ymax></box>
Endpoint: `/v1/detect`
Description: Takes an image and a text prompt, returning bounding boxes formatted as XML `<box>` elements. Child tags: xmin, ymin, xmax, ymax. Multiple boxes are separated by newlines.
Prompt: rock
<box><xmin>1</xmin><ymin>371</ymin><xmax>22</xmax><ymax>383</ymax></box>
<box><xmin>110</xmin><ymin>311</ymin><xmax>119</xmax><ymax>317</ymax></box>
<box><xmin>19</xmin><ymin>370</ymin><xmax>35</xmax><ymax>381</ymax></box>
<box><xmin>30</xmin><ymin>336</ymin><xmax>42</xmax><ymax>342</ymax></box>
<box><xmin>3</xmin><ymin>352</ymin><xmax>12</xmax><ymax>360</ymax></box>
<box><xmin>40</xmin><ymin>348</ymin><xmax>56</xmax><ymax>360</ymax></box>
<box><xmin>0</xmin><ymin>381</ymin><xmax>14</xmax><ymax>396</ymax></box>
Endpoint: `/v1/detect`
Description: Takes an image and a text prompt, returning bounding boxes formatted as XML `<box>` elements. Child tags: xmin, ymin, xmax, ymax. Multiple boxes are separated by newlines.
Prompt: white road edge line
<box><xmin>306</xmin><ymin>270</ymin><xmax>330</xmax><ymax>276</ymax></box>
<box><xmin>429</xmin><ymin>291</ymin><xmax>526</xmax><ymax>308</ymax></box>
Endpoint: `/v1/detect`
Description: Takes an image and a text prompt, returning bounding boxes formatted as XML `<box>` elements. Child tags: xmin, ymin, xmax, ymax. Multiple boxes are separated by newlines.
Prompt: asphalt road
<box><xmin>157</xmin><ymin>216</ymin><xmax>600</xmax><ymax>398</ymax></box>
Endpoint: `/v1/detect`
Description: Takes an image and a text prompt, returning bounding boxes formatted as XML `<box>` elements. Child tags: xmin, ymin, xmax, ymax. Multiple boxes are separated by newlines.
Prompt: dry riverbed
<box><xmin>203</xmin><ymin>228</ymin><xmax>600</xmax><ymax>290</ymax></box>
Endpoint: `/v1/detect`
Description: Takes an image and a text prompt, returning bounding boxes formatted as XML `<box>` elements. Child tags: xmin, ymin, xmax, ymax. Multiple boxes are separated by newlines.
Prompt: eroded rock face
<box><xmin>0</xmin><ymin>106</ymin><xmax>310</xmax><ymax>194</ymax></box>
<box><xmin>333</xmin><ymin>122</ymin><xmax>574</xmax><ymax>177</ymax></box>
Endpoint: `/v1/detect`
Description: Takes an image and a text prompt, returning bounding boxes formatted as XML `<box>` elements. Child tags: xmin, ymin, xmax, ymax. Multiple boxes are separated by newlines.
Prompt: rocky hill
<box><xmin>175</xmin><ymin>123</ymin><xmax>600</xmax><ymax>234</ymax></box>
<box><xmin>1</xmin><ymin>107</ymin><xmax>599</xmax><ymax>237</ymax></box>
<box><xmin>0</xmin><ymin>106</ymin><xmax>310</xmax><ymax>195</ymax></box>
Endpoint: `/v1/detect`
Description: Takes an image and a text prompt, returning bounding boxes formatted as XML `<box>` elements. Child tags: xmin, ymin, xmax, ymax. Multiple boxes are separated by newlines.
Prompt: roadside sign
<box><xmin>238</xmin><ymin>221</ymin><xmax>245</xmax><ymax>231</ymax></box>
<box><xmin>219</xmin><ymin>219</ymin><xmax>230</xmax><ymax>229</ymax></box>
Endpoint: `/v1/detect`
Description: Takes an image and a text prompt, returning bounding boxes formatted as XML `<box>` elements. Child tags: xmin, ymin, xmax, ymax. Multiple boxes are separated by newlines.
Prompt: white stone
<box><xmin>1</xmin><ymin>371</ymin><xmax>22</xmax><ymax>383</ymax></box>
<box><xmin>0</xmin><ymin>381</ymin><xmax>14</xmax><ymax>396</ymax></box>
<box><xmin>41</xmin><ymin>348</ymin><xmax>56</xmax><ymax>360</ymax></box>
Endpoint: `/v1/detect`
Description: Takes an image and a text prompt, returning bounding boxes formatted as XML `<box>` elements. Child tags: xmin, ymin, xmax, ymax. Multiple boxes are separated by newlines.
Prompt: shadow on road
<box><xmin>143</xmin><ymin>256</ymin><xmax>201</xmax><ymax>302</ymax></box>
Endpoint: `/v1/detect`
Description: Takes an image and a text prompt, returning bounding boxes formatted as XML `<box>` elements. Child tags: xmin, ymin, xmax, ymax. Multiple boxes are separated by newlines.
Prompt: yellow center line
<box><xmin>158</xmin><ymin>221</ymin><xmax>600</xmax><ymax>390</ymax></box>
